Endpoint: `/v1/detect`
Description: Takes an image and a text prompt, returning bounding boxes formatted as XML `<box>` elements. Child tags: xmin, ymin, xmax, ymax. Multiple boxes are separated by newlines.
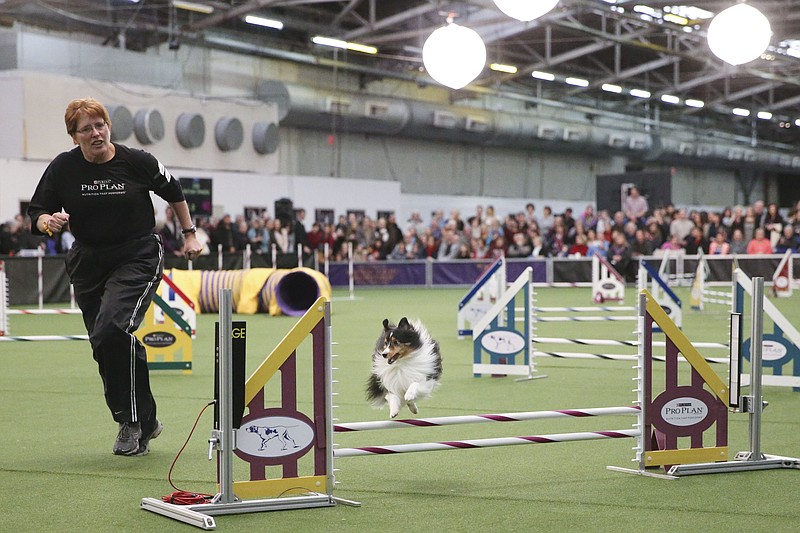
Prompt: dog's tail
<box><xmin>365</xmin><ymin>374</ymin><xmax>386</xmax><ymax>407</ymax></box>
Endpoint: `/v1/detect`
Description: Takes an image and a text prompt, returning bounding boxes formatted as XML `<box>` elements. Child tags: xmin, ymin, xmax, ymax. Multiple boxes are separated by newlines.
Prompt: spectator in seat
<box><xmin>746</xmin><ymin>227</ymin><xmax>773</xmax><ymax>255</ymax></box>
<box><xmin>506</xmin><ymin>231</ymin><xmax>533</xmax><ymax>258</ymax></box>
<box><xmin>682</xmin><ymin>226</ymin><xmax>708</xmax><ymax>255</ymax></box>
<box><xmin>607</xmin><ymin>231</ymin><xmax>633</xmax><ymax>281</ymax></box>
<box><xmin>774</xmin><ymin>224</ymin><xmax>799</xmax><ymax>254</ymax></box>
<box><xmin>669</xmin><ymin>208</ymin><xmax>694</xmax><ymax>241</ymax></box>
<box><xmin>568</xmin><ymin>234</ymin><xmax>589</xmax><ymax>257</ymax></box>
<box><xmin>623</xmin><ymin>186</ymin><xmax>649</xmax><ymax>226</ymax></box>
<box><xmin>729</xmin><ymin>228</ymin><xmax>748</xmax><ymax>255</ymax></box>
<box><xmin>708</xmin><ymin>230</ymin><xmax>731</xmax><ymax>255</ymax></box>
<box><xmin>630</xmin><ymin>229</ymin><xmax>653</xmax><ymax>257</ymax></box>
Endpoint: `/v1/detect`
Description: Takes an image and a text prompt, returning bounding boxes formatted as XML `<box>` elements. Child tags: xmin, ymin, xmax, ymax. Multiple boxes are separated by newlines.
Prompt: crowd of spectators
<box><xmin>3</xmin><ymin>195</ymin><xmax>800</xmax><ymax>276</ymax></box>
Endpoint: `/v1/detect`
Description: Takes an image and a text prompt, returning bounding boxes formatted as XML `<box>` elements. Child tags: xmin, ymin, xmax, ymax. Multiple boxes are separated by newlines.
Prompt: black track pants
<box><xmin>66</xmin><ymin>234</ymin><xmax>163</xmax><ymax>426</ymax></box>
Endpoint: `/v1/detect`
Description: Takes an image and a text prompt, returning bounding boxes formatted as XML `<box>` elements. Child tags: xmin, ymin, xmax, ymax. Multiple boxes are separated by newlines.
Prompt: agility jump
<box><xmin>667</xmin><ymin>276</ymin><xmax>800</xmax><ymax>476</ymax></box>
<box><xmin>592</xmin><ymin>254</ymin><xmax>626</xmax><ymax>303</ymax></box>
<box><xmin>458</xmin><ymin>254</ymin><xmax>625</xmax><ymax>339</ymax></box>
<box><xmin>134</xmin><ymin>274</ymin><xmax>195</xmax><ymax>373</ymax></box>
<box><xmin>464</xmin><ymin>258</ymin><xmax>724</xmax><ymax>367</ymax></box>
<box><xmin>0</xmin><ymin>266</ymin><xmax>196</xmax><ymax>373</ymax></box>
<box><xmin>771</xmin><ymin>250</ymin><xmax>796</xmax><ymax>298</ymax></box>
<box><xmin>734</xmin><ymin>268</ymin><xmax>800</xmax><ymax>391</ymax></box>
<box><xmin>689</xmin><ymin>251</ymin><xmax>733</xmax><ymax>310</ymax></box>
<box><xmin>638</xmin><ymin>260</ymin><xmax>682</xmax><ymax>330</ymax></box>
<box><xmin>457</xmin><ymin>257</ymin><xmax>505</xmax><ymax>338</ymax></box>
<box><xmin>471</xmin><ymin>267</ymin><xmax>541</xmax><ymax>379</ymax></box>
<box><xmin>0</xmin><ymin>259</ymin><xmax>85</xmax><ymax>342</ymax></box>
<box><xmin>337</xmin><ymin>289</ymin><xmax>733</xmax><ymax>475</ymax></box>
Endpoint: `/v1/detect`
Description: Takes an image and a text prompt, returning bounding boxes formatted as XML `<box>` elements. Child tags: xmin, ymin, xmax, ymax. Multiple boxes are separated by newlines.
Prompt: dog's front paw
<box><xmin>387</xmin><ymin>394</ymin><xmax>401</xmax><ymax>419</ymax></box>
<box><xmin>406</xmin><ymin>400</ymin><xmax>418</xmax><ymax>414</ymax></box>
<box><xmin>404</xmin><ymin>382</ymin><xmax>419</xmax><ymax>402</ymax></box>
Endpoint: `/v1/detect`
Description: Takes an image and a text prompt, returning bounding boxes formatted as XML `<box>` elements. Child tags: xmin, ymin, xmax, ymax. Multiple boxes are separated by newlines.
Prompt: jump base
<box><xmin>668</xmin><ymin>453</ymin><xmax>800</xmax><ymax>476</ymax></box>
<box><xmin>141</xmin><ymin>494</ymin><xmax>337</xmax><ymax>530</ymax></box>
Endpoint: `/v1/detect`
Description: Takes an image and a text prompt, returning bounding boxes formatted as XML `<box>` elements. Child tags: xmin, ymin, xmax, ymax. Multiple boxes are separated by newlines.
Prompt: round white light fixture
<box><xmin>707</xmin><ymin>3</ymin><xmax>772</xmax><ymax>65</ymax></box>
<box><xmin>493</xmin><ymin>0</ymin><xmax>559</xmax><ymax>22</ymax></box>
<box><xmin>422</xmin><ymin>23</ymin><xmax>486</xmax><ymax>90</ymax></box>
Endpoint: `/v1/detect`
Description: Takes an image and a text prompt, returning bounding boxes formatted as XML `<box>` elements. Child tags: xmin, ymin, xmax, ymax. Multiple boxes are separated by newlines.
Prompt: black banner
<box><xmin>214</xmin><ymin>320</ymin><xmax>246</xmax><ymax>430</ymax></box>
<box><xmin>180</xmin><ymin>177</ymin><xmax>213</xmax><ymax>218</ymax></box>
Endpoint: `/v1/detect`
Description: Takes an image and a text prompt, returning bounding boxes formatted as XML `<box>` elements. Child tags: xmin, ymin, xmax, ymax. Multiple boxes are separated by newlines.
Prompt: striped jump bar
<box><xmin>334</xmin><ymin>429</ymin><xmax>641</xmax><ymax>457</ymax></box>
<box><xmin>0</xmin><ymin>334</ymin><xmax>88</xmax><ymax>342</ymax></box>
<box><xmin>6</xmin><ymin>309</ymin><xmax>81</xmax><ymax>315</ymax></box>
<box><xmin>533</xmin><ymin>337</ymin><xmax>729</xmax><ymax>349</ymax></box>
<box><xmin>333</xmin><ymin>406</ymin><xmax>640</xmax><ymax>432</ymax></box>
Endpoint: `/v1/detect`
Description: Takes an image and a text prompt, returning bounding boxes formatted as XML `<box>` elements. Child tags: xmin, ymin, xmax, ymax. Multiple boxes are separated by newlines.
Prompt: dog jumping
<box><xmin>366</xmin><ymin>317</ymin><xmax>442</xmax><ymax>418</ymax></box>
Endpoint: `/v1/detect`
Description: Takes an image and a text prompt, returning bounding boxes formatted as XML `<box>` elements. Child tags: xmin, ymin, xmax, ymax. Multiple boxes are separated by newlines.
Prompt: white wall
<box><xmin>0</xmin><ymin>71</ymin><xmax>279</xmax><ymax>172</ymax></box>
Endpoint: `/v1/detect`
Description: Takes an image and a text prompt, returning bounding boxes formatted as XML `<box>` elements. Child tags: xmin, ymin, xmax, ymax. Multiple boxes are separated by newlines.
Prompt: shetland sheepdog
<box><xmin>366</xmin><ymin>317</ymin><xmax>442</xmax><ymax>418</ymax></box>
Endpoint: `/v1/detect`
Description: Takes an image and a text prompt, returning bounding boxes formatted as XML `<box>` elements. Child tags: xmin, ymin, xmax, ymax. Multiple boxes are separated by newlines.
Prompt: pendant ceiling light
<box><xmin>493</xmin><ymin>0</ymin><xmax>559</xmax><ymax>22</ymax></box>
<box><xmin>422</xmin><ymin>23</ymin><xmax>486</xmax><ymax>90</ymax></box>
<box><xmin>707</xmin><ymin>3</ymin><xmax>772</xmax><ymax>65</ymax></box>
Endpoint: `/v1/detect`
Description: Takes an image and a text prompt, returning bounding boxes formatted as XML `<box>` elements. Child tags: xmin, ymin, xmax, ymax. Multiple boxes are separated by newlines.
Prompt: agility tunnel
<box><xmin>164</xmin><ymin>267</ymin><xmax>331</xmax><ymax>316</ymax></box>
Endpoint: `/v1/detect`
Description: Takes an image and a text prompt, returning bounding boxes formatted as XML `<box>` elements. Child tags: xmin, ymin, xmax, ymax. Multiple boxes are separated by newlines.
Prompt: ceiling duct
<box><xmin>537</xmin><ymin>124</ymin><xmax>560</xmax><ymax>140</ymax></box>
<box><xmin>257</xmin><ymin>80</ymin><xmax>800</xmax><ymax>174</ymax></box>
<box><xmin>629</xmin><ymin>137</ymin><xmax>649</xmax><ymax>151</ymax></box>
<box><xmin>697</xmin><ymin>145</ymin><xmax>713</xmax><ymax>157</ymax></box>
<box><xmin>678</xmin><ymin>142</ymin><xmax>695</xmax><ymax>156</ymax></box>
<box><xmin>465</xmin><ymin>116</ymin><xmax>490</xmax><ymax>133</ymax></box>
<box><xmin>608</xmin><ymin>135</ymin><xmax>629</xmax><ymax>149</ymax></box>
<box><xmin>432</xmin><ymin>110</ymin><xmax>458</xmax><ymax>129</ymax></box>
<box><xmin>325</xmin><ymin>96</ymin><xmax>351</xmax><ymax>115</ymax></box>
<box><xmin>563</xmin><ymin>128</ymin><xmax>586</xmax><ymax>142</ymax></box>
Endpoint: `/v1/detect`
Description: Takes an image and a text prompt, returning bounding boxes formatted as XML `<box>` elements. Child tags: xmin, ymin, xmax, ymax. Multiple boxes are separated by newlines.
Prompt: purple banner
<box><xmin>328</xmin><ymin>262</ymin><xmax>428</xmax><ymax>286</ymax></box>
<box><xmin>431</xmin><ymin>261</ymin><xmax>493</xmax><ymax>285</ymax></box>
<box><xmin>506</xmin><ymin>259</ymin><xmax>548</xmax><ymax>283</ymax></box>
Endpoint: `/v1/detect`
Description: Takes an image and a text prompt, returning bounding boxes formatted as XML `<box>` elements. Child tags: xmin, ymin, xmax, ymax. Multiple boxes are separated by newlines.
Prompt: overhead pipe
<box><xmin>260</xmin><ymin>80</ymin><xmax>800</xmax><ymax>172</ymax></box>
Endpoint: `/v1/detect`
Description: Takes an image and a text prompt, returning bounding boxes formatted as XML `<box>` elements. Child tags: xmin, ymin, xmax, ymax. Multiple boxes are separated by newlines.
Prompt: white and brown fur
<box><xmin>366</xmin><ymin>317</ymin><xmax>442</xmax><ymax>418</ymax></box>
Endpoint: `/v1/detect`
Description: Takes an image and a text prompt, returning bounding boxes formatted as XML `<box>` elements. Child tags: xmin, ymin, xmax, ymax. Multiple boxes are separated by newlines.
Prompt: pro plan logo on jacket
<box><xmin>81</xmin><ymin>179</ymin><xmax>126</xmax><ymax>197</ymax></box>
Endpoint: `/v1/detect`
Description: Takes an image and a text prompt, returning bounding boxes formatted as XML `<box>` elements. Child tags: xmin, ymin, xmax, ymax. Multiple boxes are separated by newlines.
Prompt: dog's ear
<box><xmin>382</xmin><ymin>318</ymin><xmax>390</xmax><ymax>330</ymax></box>
<box><xmin>398</xmin><ymin>317</ymin><xmax>410</xmax><ymax>328</ymax></box>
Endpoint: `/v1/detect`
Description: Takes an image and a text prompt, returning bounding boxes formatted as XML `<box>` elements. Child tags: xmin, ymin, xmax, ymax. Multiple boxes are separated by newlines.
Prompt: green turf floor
<box><xmin>2</xmin><ymin>285</ymin><xmax>800</xmax><ymax>532</ymax></box>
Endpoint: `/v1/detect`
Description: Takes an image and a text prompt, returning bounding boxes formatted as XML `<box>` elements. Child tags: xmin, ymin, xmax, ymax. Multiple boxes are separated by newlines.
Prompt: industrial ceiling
<box><xmin>2</xmin><ymin>0</ymin><xmax>800</xmax><ymax>147</ymax></box>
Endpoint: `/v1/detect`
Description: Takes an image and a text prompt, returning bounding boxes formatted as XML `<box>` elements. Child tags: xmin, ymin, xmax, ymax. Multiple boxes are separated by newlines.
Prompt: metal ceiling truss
<box><xmin>2</xmin><ymin>0</ymin><xmax>800</xmax><ymax>145</ymax></box>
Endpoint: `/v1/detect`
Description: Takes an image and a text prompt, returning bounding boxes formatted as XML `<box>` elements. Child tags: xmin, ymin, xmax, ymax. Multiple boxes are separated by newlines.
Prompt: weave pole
<box><xmin>334</xmin><ymin>429</ymin><xmax>640</xmax><ymax>457</ymax></box>
<box><xmin>333</xmin><ymin>406</ymin><xmax>640</xmax><ymax>432</ymax></box>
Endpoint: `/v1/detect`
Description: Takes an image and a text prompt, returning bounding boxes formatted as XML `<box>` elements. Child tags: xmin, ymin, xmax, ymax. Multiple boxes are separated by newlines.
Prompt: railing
<box><xmin>1</xmin><ymin>252</ymin><xmax>796</xmax><ymax>306</ymax></box>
